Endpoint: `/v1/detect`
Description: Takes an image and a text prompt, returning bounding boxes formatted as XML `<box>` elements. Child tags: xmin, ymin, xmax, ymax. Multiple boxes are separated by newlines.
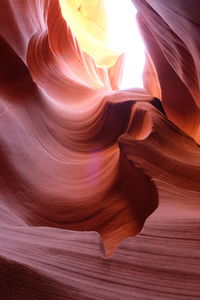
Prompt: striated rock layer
<box><xmin>0</xmin><ymin>0</ymin><xmax>200</xmax><ymax>299</ymax></box>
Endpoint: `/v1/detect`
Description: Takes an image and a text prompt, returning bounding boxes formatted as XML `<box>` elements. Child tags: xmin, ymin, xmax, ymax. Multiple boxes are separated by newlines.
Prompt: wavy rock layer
<box><xmin>0</xmin><ymin>0</ymin><xmax>200</xmax><ymax>299</ymax></box>
<box><xmin>134</xmin><ymin>0</ymin><xmax>200</xmax><ymax>143</ymax></box>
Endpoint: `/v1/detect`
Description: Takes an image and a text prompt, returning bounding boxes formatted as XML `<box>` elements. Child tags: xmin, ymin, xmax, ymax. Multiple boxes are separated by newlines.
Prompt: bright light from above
<box><xmin>59</xmin><ymin>0</ymin><xmax>145</xmax><ymax>89</ymax></box>
<box><xmin>104</xmin><ymin>0</ymin><xmax>146</xmax><ymax>89</ymax></box>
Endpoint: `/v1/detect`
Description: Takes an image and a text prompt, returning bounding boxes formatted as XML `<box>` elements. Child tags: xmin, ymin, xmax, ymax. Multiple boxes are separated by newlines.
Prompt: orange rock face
<box><xmin>0</xmin><ymin>0</ymin><xmax>200</xmax><ymax>299</ymax></box>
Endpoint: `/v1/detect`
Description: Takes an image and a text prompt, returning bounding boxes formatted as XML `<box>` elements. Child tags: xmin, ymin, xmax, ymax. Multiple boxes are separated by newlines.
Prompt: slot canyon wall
<box><xmin>0</xmin><ymin>0</ymin><xmax>200</xmax><ymax>299</ymax></box>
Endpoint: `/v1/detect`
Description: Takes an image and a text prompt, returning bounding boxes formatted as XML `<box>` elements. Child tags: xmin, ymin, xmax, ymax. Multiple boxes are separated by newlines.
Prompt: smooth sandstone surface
<box><xmin>0</xmin><ymin>0</ymin><xmax>200</xmax><ymax>299</ymax></box>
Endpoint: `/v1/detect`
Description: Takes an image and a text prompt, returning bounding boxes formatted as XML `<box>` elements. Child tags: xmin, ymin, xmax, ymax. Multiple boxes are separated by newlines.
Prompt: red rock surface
<box><xmin>0</xmin><ymin>0</ymin><xmax>200</xmax><ymax>299</ymax></box>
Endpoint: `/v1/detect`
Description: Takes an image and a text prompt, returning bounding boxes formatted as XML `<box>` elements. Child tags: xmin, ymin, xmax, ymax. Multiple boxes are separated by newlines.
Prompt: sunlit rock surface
<box><xmin>0</xmin><ymin>0</ymin><xmax>200</xmax><ymax>299</ymax></box>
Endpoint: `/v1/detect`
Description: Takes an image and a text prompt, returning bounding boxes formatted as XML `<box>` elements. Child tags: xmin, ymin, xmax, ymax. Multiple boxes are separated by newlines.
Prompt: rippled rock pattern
<box><xmin>0</xmin><ymin>0</ymin><xmax>200</xmax><ymax>299</ymax></box>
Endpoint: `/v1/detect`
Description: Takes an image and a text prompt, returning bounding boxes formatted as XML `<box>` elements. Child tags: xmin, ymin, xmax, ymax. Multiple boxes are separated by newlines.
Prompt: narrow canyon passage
<box><xmin>0</xmin><ymin>0</ymin><xmax>200</xmax><ymax>299</ymax></box>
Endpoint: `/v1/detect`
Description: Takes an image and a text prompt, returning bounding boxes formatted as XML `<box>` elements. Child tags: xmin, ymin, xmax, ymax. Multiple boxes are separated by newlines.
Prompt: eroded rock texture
<box><xmin>0</xmin><ymin>0</ymin><xmax>200</xmax><ymax>299</ymax></box>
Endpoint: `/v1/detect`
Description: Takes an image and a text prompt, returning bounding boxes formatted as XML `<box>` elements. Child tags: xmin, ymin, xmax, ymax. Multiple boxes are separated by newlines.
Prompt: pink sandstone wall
<box><xmin>0</xmin><ymin>0</ymin><xmax>200</xmax><ymax>299</ymax></box>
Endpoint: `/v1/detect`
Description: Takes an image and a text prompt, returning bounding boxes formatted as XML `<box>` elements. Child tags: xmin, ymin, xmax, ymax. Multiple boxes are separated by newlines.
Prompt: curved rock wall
<box><xmin>0</xmin><ymin>0</ymin><xmax>200</xmax><ymax>299</ymax></box>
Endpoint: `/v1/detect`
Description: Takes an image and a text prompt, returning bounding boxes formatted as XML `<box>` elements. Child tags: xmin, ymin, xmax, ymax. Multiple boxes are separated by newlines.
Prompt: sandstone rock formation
<box><xmin>0</xmin><ymin>0</ymin><xmax>200</xmax><ymax>299</ymax></box>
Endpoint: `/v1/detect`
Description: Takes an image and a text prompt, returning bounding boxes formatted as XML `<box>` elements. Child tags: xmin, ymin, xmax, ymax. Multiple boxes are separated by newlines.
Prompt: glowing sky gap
<box><xmin>103</xmin><ymin>0</ymin><xmax>146</xmax><ymax>89</ymax></box>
